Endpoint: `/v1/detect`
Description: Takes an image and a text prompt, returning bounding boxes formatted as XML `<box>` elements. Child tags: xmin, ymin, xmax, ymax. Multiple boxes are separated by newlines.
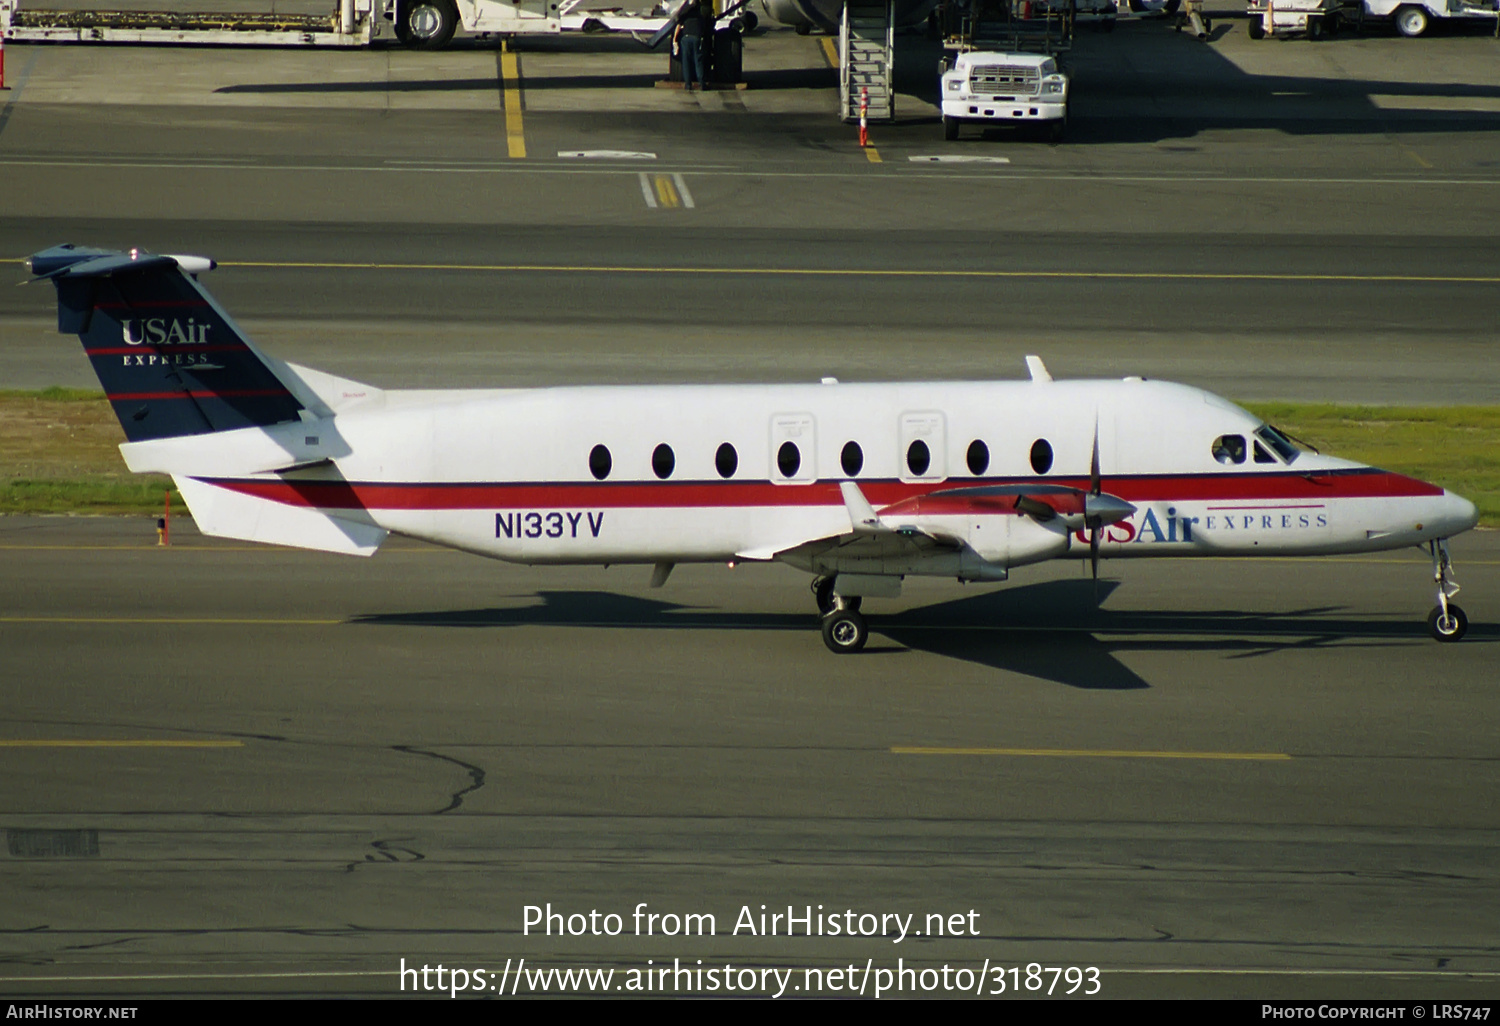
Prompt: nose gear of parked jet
<box><xmin>1428</xmin><ymin>539</ymin><xmax>1467</xmax><ymax>642</ymax></box>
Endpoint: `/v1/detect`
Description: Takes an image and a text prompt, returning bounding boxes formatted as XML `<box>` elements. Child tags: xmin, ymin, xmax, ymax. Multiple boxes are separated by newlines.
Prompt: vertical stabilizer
<box><xmin>29</xmin><ymin>244</ymin><xmax>305</xmax><ymax>441</ymax></box>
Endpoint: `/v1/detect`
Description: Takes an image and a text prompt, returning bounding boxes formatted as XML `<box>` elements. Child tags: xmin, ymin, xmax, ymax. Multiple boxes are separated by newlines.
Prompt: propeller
<box><xmin>1087</xmin><ymin>422</ymin><xmax>1102</xmax><ymax>581</ymax></box>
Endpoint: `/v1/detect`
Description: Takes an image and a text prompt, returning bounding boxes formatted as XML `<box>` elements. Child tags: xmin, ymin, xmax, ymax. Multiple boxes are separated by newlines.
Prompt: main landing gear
<box><xmin>812</xmin><ymin>575</ymin><xmax>866</xmax><ymax>653</ymax></box>
<box><xmin>1427</xmin><ymin>539</ymin><xmax>1468</xmax><ymax>642</ymax></box>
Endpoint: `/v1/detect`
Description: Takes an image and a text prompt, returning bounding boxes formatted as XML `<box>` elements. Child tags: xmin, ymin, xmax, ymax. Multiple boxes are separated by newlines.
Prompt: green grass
<box><xmin>1</xmin><ymin>391</ymin><xmax>1497</xmax><ymax>524</ymax></box>
<box><xmin>2</xmin><ymin>479</ymin><xmax>180</xmax><ymax>516</ymax></box>
<box><xmin>1243</xmin><ymin>403</ymin><xmax>1500</xmax><ymax>526</ymax></box>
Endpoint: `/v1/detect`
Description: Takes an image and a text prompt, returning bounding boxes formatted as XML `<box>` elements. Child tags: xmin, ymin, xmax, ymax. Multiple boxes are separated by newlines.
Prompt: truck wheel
<box><xmin>399</xmin><ymin>0</ymin><xmax>458</xmax><ymax>49</ymax></box>
<box><xmin>943</xmin><ymin>116</ymin><xmax>960</xmax><ymax>141</ymax></box>
<box><xmin>1048</xmin><ymin>112</ymin><xmax>1067</xmax><ymax>143</ymax></box>
<box><xmin>1394</xmin><ymin>5</ymin><xmax>1429</xmax><ymax>35</ymax></box>
<box><xmin>1247</xmin><ymin>17</ymin><xmax>1265</xmax><ymax>39</ymax></box>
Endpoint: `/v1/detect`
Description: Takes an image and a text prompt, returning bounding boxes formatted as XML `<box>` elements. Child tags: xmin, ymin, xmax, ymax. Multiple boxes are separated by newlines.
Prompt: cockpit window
<box><xmin>1255</xmin><ymin>424</ymin><xmax>1300</xmax><ymax>464</ymax></box>
<box><xmin>1253</xmin><ymin>441</ymin><xmax>1276</xmax><ymax>464</ymax></box>
<box><xmin>1212</xmin><ymin>434</ymin><xmax>1246</xmax><ymax>465</ymax></box>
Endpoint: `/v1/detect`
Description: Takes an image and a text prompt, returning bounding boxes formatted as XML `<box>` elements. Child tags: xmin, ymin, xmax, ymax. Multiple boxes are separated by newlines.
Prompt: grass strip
<box><xmin>2</xmin><ymin>391</ymin><xmax>1497</xmax><ymax>524</ymax></box>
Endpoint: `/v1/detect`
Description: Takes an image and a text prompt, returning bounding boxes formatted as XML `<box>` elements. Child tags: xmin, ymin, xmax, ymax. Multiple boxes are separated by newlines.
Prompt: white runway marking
<box><xmin>559</xmin><ymin>150</ymin><xmax>657</xmax><ymax>159</ymax></box>
<box><xmin>909</xmin><ymin>155</ymin><xmax>1012</xmax><ymax>164</ymax></box>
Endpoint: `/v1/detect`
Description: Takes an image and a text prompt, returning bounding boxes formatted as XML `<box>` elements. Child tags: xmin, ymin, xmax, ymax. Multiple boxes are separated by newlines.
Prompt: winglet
<box><xmin>1025</xmin><ymin>355</ymin><xmax>1052</xmax><ymax>383</ymax></box>
<box><xmin>840</xmin><ymin>481</ymin><xmax>885</xmax><ymax>533</ymax></box>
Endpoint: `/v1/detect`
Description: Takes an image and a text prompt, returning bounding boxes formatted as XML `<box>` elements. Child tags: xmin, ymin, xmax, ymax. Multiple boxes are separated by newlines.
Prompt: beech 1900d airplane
<box><xmin>29</xmin><ymin>244</ymin><xmax>1480</xmax><ymax>653</ymax></box>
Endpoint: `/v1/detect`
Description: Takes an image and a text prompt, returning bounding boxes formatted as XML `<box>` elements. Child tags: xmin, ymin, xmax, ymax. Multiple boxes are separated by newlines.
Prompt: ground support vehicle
<box><xmin>0</xmin><ymin>0</ymin><xmax>676</xmax><ymax>48</ymax></box>
<box><xmin>940</xmin><ymin>49</ymin><xmax>1068</xmax><ymax>140</ymax></box>
<box><xmin>1245</xmin><ymin>0</ymin><xmax>1342</xmax><ymax>38</ymax></box>
<box><xmin>1361</xmin><ymin>0</ymin><xmax>1498</xmax><ymax>36</ymax></box>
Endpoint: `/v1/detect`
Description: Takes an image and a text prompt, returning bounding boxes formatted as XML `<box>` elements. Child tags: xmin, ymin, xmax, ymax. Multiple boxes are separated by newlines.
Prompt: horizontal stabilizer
<box><xmin>120</xmin><ymin>419</ymin><xmax>349</xmax><ymax>478</ymax></box>
<box><xmin>174</xmin><ymin>476</ymin><xmax>385</xmax><ymax>556</ymax></box>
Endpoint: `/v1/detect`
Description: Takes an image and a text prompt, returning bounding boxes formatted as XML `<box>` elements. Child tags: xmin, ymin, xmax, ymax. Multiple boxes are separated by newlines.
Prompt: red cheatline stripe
<box><xmin>108</xmin><ymin>390</ymin><xmax>291</xmax><ymax>401</ymax></box>
<box><xmin>85</xmin><ymin>345</ymin><xmax>246</xmax><ymax>356</ymax></box>
<box><xmin>201</xmin><ymin>468</ymin><xmax>1442</xmax><ymax>512</ymax></box>
<box><xmin>92</xmin><ymin>301</ymin><xmax>210</xmax><ymax>310</ymax></box>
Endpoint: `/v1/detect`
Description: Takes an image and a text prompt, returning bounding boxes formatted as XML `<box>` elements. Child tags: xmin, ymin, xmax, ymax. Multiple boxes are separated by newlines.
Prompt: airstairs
<box><xmin>839</xmin><ymin>0</ymin><xmax>896</xmax><ymax>122</ymax></box>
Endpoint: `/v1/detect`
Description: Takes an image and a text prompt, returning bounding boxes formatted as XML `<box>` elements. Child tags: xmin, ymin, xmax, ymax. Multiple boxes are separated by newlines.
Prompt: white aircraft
<box><xmin>29</xmin><ymin>244</ymin><xmax>1479</xmax><ymax>652</ymax></box>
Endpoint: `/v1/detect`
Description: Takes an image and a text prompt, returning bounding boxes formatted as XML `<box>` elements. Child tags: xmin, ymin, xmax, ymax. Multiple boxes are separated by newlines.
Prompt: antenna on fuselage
<box><xmin>1025</xmin><ymin>355</ymin><xmax>1052</xmax><ymax>383</ymax></box>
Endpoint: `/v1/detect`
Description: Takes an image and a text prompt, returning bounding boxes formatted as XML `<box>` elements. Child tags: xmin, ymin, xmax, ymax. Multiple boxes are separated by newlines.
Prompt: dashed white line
<box><xmin>909</xmin><ymin>155</ymin><xmax>1012</xmax><ymax>163</ymax></box>
<box><xmin>560</xmin><ymin>150</ymin><xmax>657</xmax><ymax>159</ymax></box>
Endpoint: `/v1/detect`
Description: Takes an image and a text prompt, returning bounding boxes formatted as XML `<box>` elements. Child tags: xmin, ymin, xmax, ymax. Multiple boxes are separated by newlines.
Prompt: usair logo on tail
<box><xmin>122</xmin><ymin>318</ymin><xmax>210</xmax><ymax>345</ymax></box>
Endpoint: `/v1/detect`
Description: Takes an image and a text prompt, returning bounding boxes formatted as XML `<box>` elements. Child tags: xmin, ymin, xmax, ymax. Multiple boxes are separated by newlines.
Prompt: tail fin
<box><xmin>29</xmin><ymin>244</ymin><xmax>305</xmax><ymax>442</ymax></box>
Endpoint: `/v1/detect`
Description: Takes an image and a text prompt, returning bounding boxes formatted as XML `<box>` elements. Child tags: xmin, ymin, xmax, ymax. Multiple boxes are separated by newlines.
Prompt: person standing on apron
<box><xmin>675</xmin><ymin>0</ymin><xmax>708</xmax><ymax>91</ymax></box>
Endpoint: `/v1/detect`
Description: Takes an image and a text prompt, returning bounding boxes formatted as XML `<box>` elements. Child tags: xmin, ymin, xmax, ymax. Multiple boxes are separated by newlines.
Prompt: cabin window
<box><xmin>715</xmin><ymin>442</ymin><xmax>738</xmax><ymax>479</ymax></box>
<box><xmin>966</xmin><ymin>439</ymin><xmax>989</xmax><ymax>476</ymax></box>
<box><xmin>652</xmin><ymin>443</ymin><xmax>675</xmax><ymax>479</ymax></box>
<box><xmin>589</xmin><ymin>444</ymin><xmax>612</xmax><ymax>481</ymax></box>
<box><xmin>1030</xmin><ymin>438</ymin><xmax>1053</xmax><ymax>474</ymax></box>
<box><xmin>841</xmin><ymin>441</ymin><xmax>864</xmax><ymax>477</ymax></box>
<box><xmin>777</xmin><ymin>441</ymin><xmax>802</xmax><ymax>479</ymax></box>
<box><xmin>906</xmin><ymin>439</ymin><xmax>931</xmax><ymax>477</ymax></box>
<box><xmin>1212</xmin><ymin>434</ymin><xmax>1247</xmax><ymax>465</ymax></box>
<box><xmin>1254</xmin><ymin>441</ymin><xmax>1277</xmax><ymax>464</ymax></box>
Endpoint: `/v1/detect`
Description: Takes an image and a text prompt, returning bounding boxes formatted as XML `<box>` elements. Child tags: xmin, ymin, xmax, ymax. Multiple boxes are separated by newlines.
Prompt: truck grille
<box><xmin>969</xmin><ymin>65</ymin><xmax>1040</xmax><ymax>93</ymax></box>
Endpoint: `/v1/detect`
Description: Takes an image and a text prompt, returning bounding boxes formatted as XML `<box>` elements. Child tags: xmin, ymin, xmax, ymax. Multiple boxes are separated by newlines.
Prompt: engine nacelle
<box><xmin>963</xmin><ymin>512</ymin><xmax>1071</xmax><ymax>568</ymax></box>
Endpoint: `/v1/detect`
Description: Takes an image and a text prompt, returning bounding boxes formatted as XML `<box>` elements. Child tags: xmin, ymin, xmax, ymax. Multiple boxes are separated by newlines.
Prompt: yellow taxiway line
<box><xmin>0</xmin><ymin>617</ymin><xmax>340</xmax><ymax>625</ymax></box>
<box><xmin>0</xmin><ymin>740</ymin><xmax>243</xmax><ymax>748</ymax></box>
<box><xmin>500</xmin><ymin>45</ymin><xmax>526</xmax><ymax>159</ymax></box>
<box><xmin>217</xmin><ymin>261</ymin><xmax>1500</xmax><ymax>285</ymax></box>
<box><xmin>892</xmin><ymin>746</ymin><xmax>1292</xmax><ymax>761</ymax></box>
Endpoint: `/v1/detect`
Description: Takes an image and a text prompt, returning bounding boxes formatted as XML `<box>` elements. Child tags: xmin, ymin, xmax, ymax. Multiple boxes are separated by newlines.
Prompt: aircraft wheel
<box><xmin>943</xmin><ymin>116</ymin><xmax>960</xmax><ymax>141</ymax></box>
<box><xmin>1394</xmin><ymin>5</ymin><xmax>1428</xmax><ymax>36</ymax></box>
<box><xmin>1247</xmin><ymin>18</ymin><xmax>1265</xmax><ymax>39</ymax></box>
<box><xmin>821</xmin><ymin>609</ymin><xmax>868</xmax><ymax>654</ymax></box>
<box><xmin>400</xmin><ymin>0</ymin><xmax>458</xmax><ymax>49</ymax></box>
<box><xmin>1428</xmin><ymin>604</ymin><xmax>1468</xmax><ymax>642</ymax></box>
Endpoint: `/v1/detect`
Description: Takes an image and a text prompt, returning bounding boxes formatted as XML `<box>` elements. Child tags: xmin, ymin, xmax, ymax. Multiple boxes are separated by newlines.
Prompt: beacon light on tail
<box><xmin>27</xmin><ymin>244</ymin><xmax>1480</xmax><ymax>653</ymax></box>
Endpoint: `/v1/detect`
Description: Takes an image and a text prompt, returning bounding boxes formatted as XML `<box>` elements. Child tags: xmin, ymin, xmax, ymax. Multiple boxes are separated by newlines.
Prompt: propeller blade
<box><xmin>1090</xmin><ymin>526</ymin><xmax>1100</xmax><ymax>580</ymax></box>
<box><xmin>1090</xmin><ymin>419</ymin><xmax>1101</xmax><ymax>496</ymax></box>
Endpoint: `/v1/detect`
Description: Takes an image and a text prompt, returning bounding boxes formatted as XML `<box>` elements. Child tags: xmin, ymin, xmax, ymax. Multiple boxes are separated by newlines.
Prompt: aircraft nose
<box><xmin>1440</xmin><ymin>490</ymin><xmax>1480</xmax><ymax>535</ymax></box>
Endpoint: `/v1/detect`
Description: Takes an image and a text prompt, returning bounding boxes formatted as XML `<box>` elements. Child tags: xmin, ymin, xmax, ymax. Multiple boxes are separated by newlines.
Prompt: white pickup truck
<box><xmin>940</xmin><ymin>51</ymin><xmax>1070</xmax><ymax>142</ymax></box>
<box><xmin>1362</xmin><ymin>0</ymin><xmax>1499</xmax><ymax>36</ymax></box>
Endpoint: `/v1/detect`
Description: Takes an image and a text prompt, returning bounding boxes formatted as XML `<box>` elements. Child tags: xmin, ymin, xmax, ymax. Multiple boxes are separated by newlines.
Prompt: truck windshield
<box><xmin>1254</xmin><ymin>425</ymin><xmax>1300</xmax><ymax>464</ymax></box>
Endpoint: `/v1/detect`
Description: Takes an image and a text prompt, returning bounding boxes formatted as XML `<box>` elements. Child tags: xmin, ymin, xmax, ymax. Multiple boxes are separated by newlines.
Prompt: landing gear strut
<box><xmin>1427</xmin><ymin>539</ymin><xmax>1468</xmax><ymax>642</ymax></box>
<box><xmin>811</xmin><ymin>575</ymin><xmax>860</xmax><ymax>615</ymax></box>
<box><xmin>812</xmin><ymin>575</ymin><xmax>866</xmax><ymax>653</ymax></box>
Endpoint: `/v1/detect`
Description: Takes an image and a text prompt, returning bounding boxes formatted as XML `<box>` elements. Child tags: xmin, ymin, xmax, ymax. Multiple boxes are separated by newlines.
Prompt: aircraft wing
<box><xmin>738</xmin><ymin>481</ymin><xmax>964</xmax><ymax>564</ymax></box>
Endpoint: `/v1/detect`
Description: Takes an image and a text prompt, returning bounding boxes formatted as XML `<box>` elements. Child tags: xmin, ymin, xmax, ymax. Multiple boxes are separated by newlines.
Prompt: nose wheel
<box><xmin>1427</xmin><ymin>539</ymin><xmax>1468</xmax><ymax>642</ymax></box>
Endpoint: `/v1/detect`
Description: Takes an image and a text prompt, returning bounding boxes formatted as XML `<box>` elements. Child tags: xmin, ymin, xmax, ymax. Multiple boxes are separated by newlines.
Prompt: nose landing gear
<box><xmin>1427</xmin><ymin>539</ymin><xmax>1468</xmax><ymax>642</ymax></box>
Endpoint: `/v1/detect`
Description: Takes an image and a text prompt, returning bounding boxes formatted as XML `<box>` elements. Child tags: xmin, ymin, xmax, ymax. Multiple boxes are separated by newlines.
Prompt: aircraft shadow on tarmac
<box><xmin>349</xmin><ymin>578</ymin><xmax>1492</xmax><ymax>689</ymax></box>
